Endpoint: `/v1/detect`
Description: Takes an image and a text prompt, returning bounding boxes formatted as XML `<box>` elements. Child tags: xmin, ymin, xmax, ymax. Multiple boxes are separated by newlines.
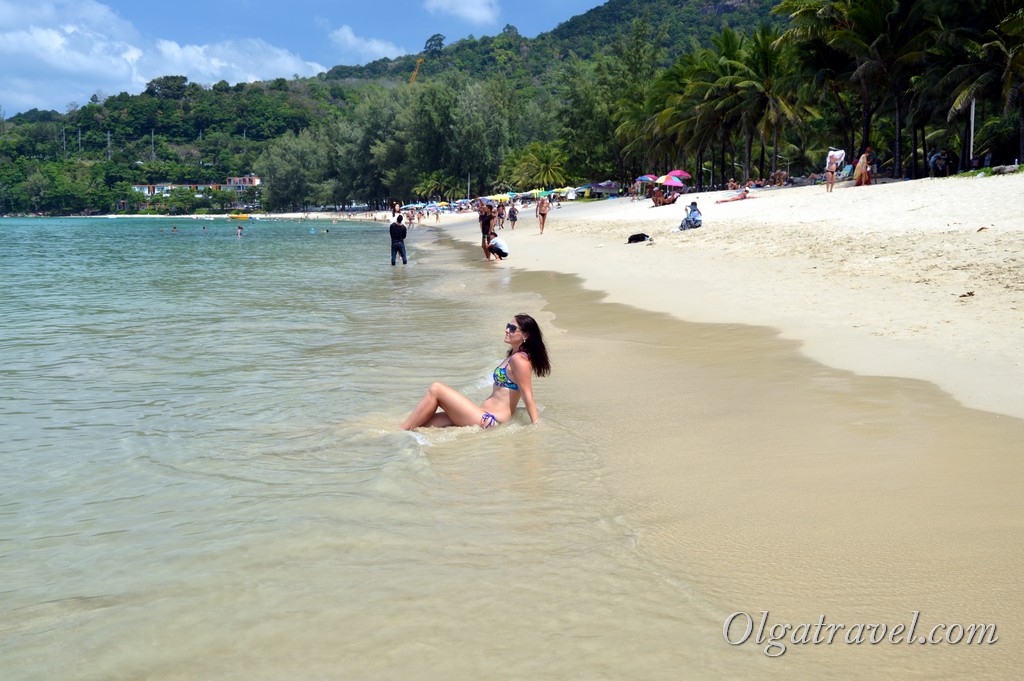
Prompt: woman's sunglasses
<box><xmin>505</xmin><ymin>323</ymin><xmax>520</xmax><ymax>333</ymax></box>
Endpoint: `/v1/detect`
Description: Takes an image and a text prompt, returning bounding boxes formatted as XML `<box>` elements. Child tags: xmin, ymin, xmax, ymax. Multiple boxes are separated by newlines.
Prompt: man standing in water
<box><xmin>535</xmin><ymin>194</ymin><xmax>550</xmax><ymax>234</ymax></box>
<box><xmin>478</xmin><ymin>201</ymin><xmax>495</xmax><ymax>260</ymax></box>
<box><xmin>390</xmin><ymin>214</ymin><xmax>408</xmax><ymax>265</ymax></box>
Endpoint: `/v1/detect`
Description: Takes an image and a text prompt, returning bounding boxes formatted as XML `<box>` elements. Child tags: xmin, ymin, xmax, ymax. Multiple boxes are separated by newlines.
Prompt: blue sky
<box><xmin>0</xmin><ymin>0</ymin><xmax>605</xmax><ymax>116</ymax></box>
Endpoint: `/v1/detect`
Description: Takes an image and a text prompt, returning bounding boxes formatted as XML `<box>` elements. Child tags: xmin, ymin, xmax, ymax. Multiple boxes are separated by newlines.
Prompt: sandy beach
<box><xmin>429</xmin><ymin>173</ymin><xmax>1024</xmax><ymax>677</ymax></box>
<box><xmin>437</xmin><ymin>173</ymin><xmax>1024</xmax><ymax>420</ymax></box>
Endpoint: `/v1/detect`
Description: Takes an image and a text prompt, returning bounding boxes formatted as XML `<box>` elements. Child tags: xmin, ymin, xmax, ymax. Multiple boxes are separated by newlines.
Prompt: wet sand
<box><xmin>434</xmin><ymin>175</ymin><xmax>1024</xmax><ymax>677</ymax></box>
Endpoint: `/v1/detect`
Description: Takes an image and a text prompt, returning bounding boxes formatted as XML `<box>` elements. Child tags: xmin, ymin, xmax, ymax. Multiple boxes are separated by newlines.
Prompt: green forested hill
<box><xmin>325</xmin><ymin>0</ymin><xmax>780</xmax><ymax>85</ymax></box>
<box><xmin>1</xmin><ymin>0</ymin><xmax>1021</xmax><ymax>215</ymax></box>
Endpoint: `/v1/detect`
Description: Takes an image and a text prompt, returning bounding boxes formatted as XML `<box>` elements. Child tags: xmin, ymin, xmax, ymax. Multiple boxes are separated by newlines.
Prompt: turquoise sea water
<box><xmin>0</xmin><ymin>218</ymin><xmax>739</xmax><ymax>680</ymax></box>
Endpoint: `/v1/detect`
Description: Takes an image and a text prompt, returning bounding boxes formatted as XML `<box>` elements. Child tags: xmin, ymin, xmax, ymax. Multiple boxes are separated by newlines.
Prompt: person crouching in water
<box><xmin>487</xmin><ymin>232</ymin><xmax>510</xmax><ymax>261</ymax></box>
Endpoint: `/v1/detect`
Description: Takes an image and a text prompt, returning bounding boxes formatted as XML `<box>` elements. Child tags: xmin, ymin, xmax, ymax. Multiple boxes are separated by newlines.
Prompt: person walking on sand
<box><xmin>825</xmin><ymin>157</ymin><xmax>838</xmax><ymax>193</ymax></box>
<box><xmin>401</xmin><ymin>314</ymin><xmax>550</xmax><ymax>429</ymax></box>
<box><xmin>855</xmin><ymin>148</ymin><xmax>873</xmax><ymax>186</ymax></box>
<box><xmin>389</xmin><ymin>213</ymin><xmax>408</xmax><ymax>265</ymax></box>
<box><xmin>508</xmin><ymin>204</ymin><xmax>519</xmax><ymax>230</ymax></box>
<box><xmin>536</xmin><ymin>194</ymin><xmax>550</xmax><ymax>234</ymax></box>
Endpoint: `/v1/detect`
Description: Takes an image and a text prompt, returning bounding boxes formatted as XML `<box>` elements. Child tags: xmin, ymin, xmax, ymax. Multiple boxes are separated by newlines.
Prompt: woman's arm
<box><xmin>510</xmin><ymin>354</ymin><xmax>540</xmax><ymax>424</ymax></box>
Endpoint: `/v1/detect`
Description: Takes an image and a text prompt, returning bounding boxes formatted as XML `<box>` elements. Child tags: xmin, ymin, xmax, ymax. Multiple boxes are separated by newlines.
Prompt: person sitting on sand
<box><xmin>652</xmin><ymin>188</ymin><xmax>679</xmax><ymax>207</ymax></box>
<box><xmin>401</xmin><ymin>314</ymin><xmax>550</xmax><ymax>429</ymax></box>
<box><xmin>681</xmin><ymin>201</ymin><xmax>702</xmax><ymax>229</ymax></box>
<box><xmin>715</xmin><ymin>188</ymin><xmax>756</xmax><ymax>204</ymax></box>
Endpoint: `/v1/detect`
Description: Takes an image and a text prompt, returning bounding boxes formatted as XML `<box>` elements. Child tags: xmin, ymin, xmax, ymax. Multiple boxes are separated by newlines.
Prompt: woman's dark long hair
<box><xmin>509</xmin><ymin>313</ymin><xmax>551</xmax><ymax>377</ymax></box>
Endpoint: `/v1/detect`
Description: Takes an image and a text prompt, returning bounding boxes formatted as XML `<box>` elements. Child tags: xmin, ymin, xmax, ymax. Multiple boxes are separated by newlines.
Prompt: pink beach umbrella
<box><xmin>668</xmin><ymin>169</ymin><xmax>692</xmax><ymax>179</ymax></box>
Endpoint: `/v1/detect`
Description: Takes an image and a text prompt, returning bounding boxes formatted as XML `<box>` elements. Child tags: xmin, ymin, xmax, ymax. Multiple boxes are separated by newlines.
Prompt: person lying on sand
<box><xmin>715</xmin><ymin>188</ymin><xmax>757</xmax><ymax>204</ymax></box>
<box><xmin>652</xmin><ymin>188</ymin><xmax>680</xmax><ymax>207</ymax></box>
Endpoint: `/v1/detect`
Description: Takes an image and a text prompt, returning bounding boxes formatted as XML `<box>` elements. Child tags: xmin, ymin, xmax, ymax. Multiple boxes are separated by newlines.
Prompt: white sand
<box><xmin>438</xmin><ymin>173</ymin><xmax>1024</xmax><ymax>419</ymax></box>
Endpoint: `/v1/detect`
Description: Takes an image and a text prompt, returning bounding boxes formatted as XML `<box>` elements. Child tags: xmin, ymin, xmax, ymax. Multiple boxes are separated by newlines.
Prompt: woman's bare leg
<box><xmin>401</xmin><ymin>382</ymin><xmax>488</xmax><ymax>430</ymax></box>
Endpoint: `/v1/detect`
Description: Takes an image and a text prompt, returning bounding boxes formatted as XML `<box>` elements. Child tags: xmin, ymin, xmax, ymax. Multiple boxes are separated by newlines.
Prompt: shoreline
<box><xmin>434</xmin><ymin>174</ymin><xmax>1024</xmax><ymax>420</ymax></box>
<box><xmin>443</xmin><ymin>176</ymin><xmax>1024</xmax><ymax>677</ymax></box>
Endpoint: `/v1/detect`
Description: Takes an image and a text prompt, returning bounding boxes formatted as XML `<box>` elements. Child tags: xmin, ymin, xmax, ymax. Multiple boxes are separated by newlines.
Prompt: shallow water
<box><xmin>3</xmin><ymin>217</ymin><xmax>1020</xmax><ymax>680</ymax></box>
<box><xmin>0</xmin><ymin>218</ymin><xmax>746</xmax><ymax>680</ymax></box>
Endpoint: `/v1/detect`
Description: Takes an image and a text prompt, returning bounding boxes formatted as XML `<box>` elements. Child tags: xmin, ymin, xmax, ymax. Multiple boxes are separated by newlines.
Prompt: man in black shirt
<box><xmin>390</xmin><ymin>214</ymin><xmax>408</xmax><ymax>265</ymax></box>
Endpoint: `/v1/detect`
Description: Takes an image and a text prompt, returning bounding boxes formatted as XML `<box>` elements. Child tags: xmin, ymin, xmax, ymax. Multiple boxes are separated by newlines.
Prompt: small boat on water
<box><xmin>229</xmin><ymin>214</ymin><xmax>251</xmax><ymax>220</ymax></box>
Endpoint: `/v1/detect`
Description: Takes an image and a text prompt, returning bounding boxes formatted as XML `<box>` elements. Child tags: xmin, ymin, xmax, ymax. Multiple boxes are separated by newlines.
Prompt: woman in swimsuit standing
<box><xmin>401</xmin><ymin>314</ymin><xmax>551</xmax><ymax>430</ymax></box>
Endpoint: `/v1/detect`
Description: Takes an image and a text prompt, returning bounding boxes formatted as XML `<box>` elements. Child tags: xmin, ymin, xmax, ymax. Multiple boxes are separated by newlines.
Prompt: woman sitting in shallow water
<box><xmin>401</xmin><ymin>314</ymin><xmax>551</xmax><ymax>430</ymax></box>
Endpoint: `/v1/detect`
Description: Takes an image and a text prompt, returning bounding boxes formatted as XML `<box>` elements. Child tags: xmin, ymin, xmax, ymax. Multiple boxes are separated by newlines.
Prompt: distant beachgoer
<box><xmin>390</xmin><ymin>214</ymin><xmax>408</xmax><ymax>266</ymax></box>
<box><xmin>681</xmin><ymin>201</ymin><xmax>702</xmax><ymax>229</ymax></box>
<box><xmin>855</xmin><ymin>148</ymin><xmax>873</xmax><ymax>186</ymax></box>
<box><xmin>478</xmin><ymin>202</ymin><xmax>495</xmax><ymax>259</ymax></box>
<box><xmin>715</xmin><ymin>188</ymin><xmax>756</xmax><ymax>204</ymax></box>
<box><xmin>237</xmin><ymin>225</ymin><xmax>243</xmax><ymax>238</ymax></box>
<box><xmin>496</xmin><ymin>202</ymin><xmax>506</xmax><ymax>229</ymax></box>
<box><xmin>508</xmin><ymin>204</ymin><xmax>518</xmax><ymax>230</ymax></box>
<box><xmin>401</xmin><ymin>314</ymin><xmax>550</xmax><ymax>430</ymax></box>
<box><xmin>488</xmin><ymin>232</ymin><xmax>509</xmax><ymax>260</ymax></box>
<box><xmin>536</xmin><ymin>195</ymin><xmax>550</xmax><ymax>234</ymax></box>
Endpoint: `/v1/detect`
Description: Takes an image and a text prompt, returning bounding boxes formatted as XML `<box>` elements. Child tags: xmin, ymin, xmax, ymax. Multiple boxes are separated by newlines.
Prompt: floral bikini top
<box><xmin>493</xmin><ymin>353</ymin><xmax>525</xmax><ymax>391</ymax></box>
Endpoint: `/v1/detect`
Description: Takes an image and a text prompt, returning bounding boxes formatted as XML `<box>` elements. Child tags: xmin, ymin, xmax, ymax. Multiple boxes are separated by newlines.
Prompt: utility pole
<box><xmin>151</xmin><ymin>129</ymin><xmax>155</xmax><ymax>161</ymax></box>
<box><xmin>78</xmin><ymin>127</ymin><xmax>81</xmax><ymax>157</ymax></box>
<box><xmin>107</xmin><ymin>131</ymin><xmax>111</xmax><ymax>161</ymax></box>
<box><xmin>62</xmin><ymin>127</ymin><xmax>66</xmax><ymax>159</ymax></box>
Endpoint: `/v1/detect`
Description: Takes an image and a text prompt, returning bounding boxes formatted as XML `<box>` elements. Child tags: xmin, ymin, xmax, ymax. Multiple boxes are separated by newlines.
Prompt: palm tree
<box><xmin>514</xmin><ymin>142</ymin><xmax>568</xmax><ymax>189</ymax></box>
<box><xmin>777</xmin><ymin>0</ymin><xmax>932</xmax><ymax>176</ymax></box>
<box><xmin>944</xmin><ymin>8</ymin><xmax>1024</xmax><ymax>164</ymax></box>
<box><xmin>717</xmin><ymin>24</ymin><xmax>807</xmax><ymax>179</ymax></box>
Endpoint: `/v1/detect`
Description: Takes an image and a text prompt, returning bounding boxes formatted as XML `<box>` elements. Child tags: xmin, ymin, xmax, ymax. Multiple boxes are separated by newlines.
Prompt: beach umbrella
<box><xmin>636</xmin><ymin>174</ymin><xmax>657</xmax><ymax>182</ymax></box>
<box><xmin>654</xmin><ymin>175</ymin><xmax>672</xmax><ymax>184</ymax></box>
<box><xmin>661</xmin><ymin>176</ymin><xmax>685</xmax><ymax>187</ymax></box>
<box><xmin>668</xmin><ymin>169</ymin><xmax>692</xmax><ymax>179</ymax></box>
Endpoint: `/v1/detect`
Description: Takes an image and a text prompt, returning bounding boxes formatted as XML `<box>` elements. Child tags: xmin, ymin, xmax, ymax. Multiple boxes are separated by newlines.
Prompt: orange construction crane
<box><xmin>410</xmin><ymin>58</ymin><xmax>424</xmax><ymax>84</ymax></box>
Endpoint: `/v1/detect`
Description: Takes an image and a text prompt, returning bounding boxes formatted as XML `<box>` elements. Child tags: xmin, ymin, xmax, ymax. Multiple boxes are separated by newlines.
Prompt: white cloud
<box><xmin>0</xmin><ymin>0</ymin><xmax>325</xmax><ymax>115</ymax></box>
<box><xmin>148</xmin><ymin>39</ymin><xmax>325</xmax><ymax>85</ymax></box>
<box><xmin>423</xmin><ymin>0</ymin><xmax>500</xmax><ymax>25</ymax></box>
<box><xmin>328</xmin><ymin>25</ymin><xmax>406</xmax><ymax>64</ymax></box>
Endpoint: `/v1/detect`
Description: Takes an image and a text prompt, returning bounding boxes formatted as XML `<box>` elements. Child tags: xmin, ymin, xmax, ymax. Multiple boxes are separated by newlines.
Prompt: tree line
<box><xmin>0</xmin><ymin>0</ymin><xmax>1020</xmax><ymax>215</ymax></box>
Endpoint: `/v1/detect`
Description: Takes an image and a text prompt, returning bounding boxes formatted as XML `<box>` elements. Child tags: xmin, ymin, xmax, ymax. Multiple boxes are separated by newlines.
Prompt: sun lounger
<box><xmin>835</xmin><ymin>164</ymin><xmax>854</xmax><ymax>181</ymax></box>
